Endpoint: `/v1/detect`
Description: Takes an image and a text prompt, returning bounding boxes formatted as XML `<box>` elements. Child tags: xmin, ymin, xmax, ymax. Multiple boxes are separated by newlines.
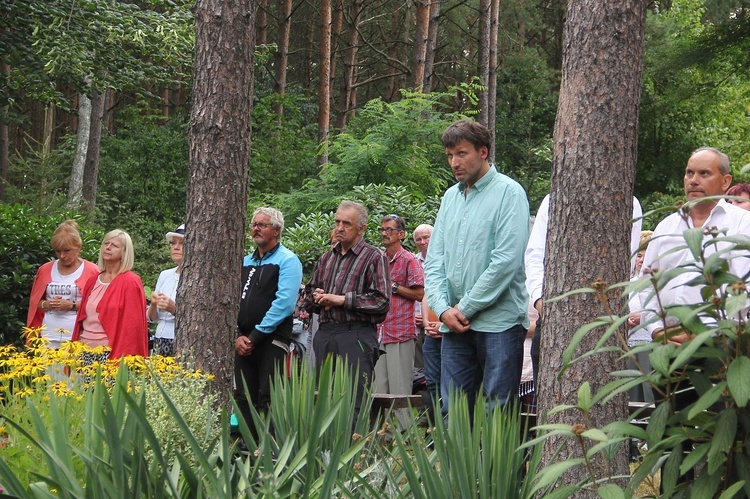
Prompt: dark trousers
<box><xmin>234</xmin><ymin>334</ymin><xmax>290</xmax><ymax>440</ymax></box>
<box><xmin>531</xmin><ymin>314</ymin><xmax>541</xmax><ymax>389</ymax></box>
<box><xmin>313</xmin><ymin>322</ymin><xmax>379</xmax><ymax>424</ymax></box>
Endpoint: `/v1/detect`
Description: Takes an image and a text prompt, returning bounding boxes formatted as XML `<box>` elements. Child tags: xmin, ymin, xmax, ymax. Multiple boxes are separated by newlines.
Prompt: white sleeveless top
<box><xmin>41</xmin><ymin>261</ymin><xmax>85</xmax><ymax>348</ymax></box>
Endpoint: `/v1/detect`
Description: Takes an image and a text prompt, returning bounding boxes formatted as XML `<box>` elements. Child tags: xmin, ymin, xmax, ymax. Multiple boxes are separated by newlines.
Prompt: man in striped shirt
<box><xmin>373</xmin><ymin>214</ymin><xmax>424</xmax><ymax>428</ymax></box>
<box><xmin>304</xmin><ymin>200</ymin><xmax>391</xmax><ymax>422</ymax></box>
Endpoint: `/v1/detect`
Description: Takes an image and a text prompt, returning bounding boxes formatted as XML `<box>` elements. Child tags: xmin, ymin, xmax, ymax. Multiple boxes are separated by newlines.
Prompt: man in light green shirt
<box><xmin>424</xmin><ymin>120</ymin><xmax>529</xmax><ymax>415</ymax></box>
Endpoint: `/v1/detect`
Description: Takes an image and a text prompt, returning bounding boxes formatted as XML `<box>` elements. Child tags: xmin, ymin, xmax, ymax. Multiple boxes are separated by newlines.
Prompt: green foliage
<box><xmin>0</xmin><ymin>362</ymin><xmax>220</xmax><ymax>498</ymax></box>
<box><xmin>1</xmin><ymin>0</ymin><xmax>194</xmax><ymax>111</ymax></box>
<box><xmin>531</xmin><ymin>208</ymin><xmax>750</xmax><ymax>496</ymax></box>
<box><xmin>637</xmin><ymin>1</ymin><xmax>750</xmax><ymax>199</ymax></box>
<box><xmin>320</xmin><ymin>87</ymin><xmax>467</xmax><ymax>198</ymax></box>
<box><xmin>4</xmin><ymin>134</ymin><xmax>77</xmax><ymax>212</ymax></box>
<box><xmin>249</xmin><ymin>85</ymin><xmax>319</xmax><ymax>195</ymax></box>
<box><xmin>494</xmin><ymin>49</ymin><xmax>559</xmax><ymax>210</ymax></box>
<box><xmin>0</xmin><ymin>205</ymin><xmax>101</xmax><ymax>346</ymax></box>
<box><xmin>1</xmin><ymin>344</ymin><xmax>548</xmax><ymax>497</ymax></box>
<box><xmin>383</xmin><ymin>391</ymin><xmax>542</xmax><ymax>499</ymax></box>
<box><xmin>94</xmin><ymin>106</ymin><xmax>188</xmax><ymax>286</ymax></box>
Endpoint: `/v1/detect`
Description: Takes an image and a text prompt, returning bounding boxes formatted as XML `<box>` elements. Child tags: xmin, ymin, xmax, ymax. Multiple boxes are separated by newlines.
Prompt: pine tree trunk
<box><xmin>486</xmin><ymin>0</ymin><xmax>499</xmax><ymax>162</ymax></box>
<box><xmin>423</xmin><ymin>0</ymin><xmax>441</xmax><ymax>92</ymax></box>
<box><xmin>179</xmin><ymin>0</ymin><xmax>256</xmax><ymax>405</ymax></box>
<box><xmin>68</xmin><ymin>89</ymin><xmax>92</xmax><ymax>207</ymax></box>
<box><xmin>317</xmin><ymin>0</ymin><xmax>331</xmax><ymax>165</ymax></box>
<box><xmin>413</xmin><ymin>0</ymin><xmax>430</xmax><ymax>88</ymax></box>
<box><xmin>257</xmin><ymin>0</ymin><xmax>268</xmax><ymax>45</ymax></box>
<box><xmin>336</xmin><ymin>0</ymin><xmax>363</xmax><ymax>129</ymax></box>
<box><xmin>0</xmin><ymin>60</ymin><xmax>8</xmax><ymax>202</ymax></box>
<box><xmin>274</xmin><ymin>0</ymin><xmax>292</xmax><ymax>125</ymax></box>
<box><xmin>476</xmin><ymin>0</ymin><xmax>491</xmax><ymax>126</ymax></box>
<box><xmin>537</xmin><ymin>0</ymin><xmax>646</xmax><ymax>493</ymax></box>
<box><xmin>81</xmin><ymin>87</ymin><xmax>105</xmax><ymax>213</ymax></box>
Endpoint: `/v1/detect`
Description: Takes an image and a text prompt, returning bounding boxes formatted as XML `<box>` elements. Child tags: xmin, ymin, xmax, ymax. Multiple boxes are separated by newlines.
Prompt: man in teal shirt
<box><xmin>424</xmin><ymin>120</ymin><xmax>530</xmax><ymax>415</ymax></box>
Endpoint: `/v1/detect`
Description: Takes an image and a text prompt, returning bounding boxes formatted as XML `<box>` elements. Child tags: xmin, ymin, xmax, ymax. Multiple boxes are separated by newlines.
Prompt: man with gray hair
<box><xmin>303</xmin><ymin>200</ymin><xmax>391</xmax><ymax>422</ymax></box>
<box><xmin>412</xmin><ymin>223</ymin><xmax>433</xmax><ymax>370</ymax></box>
<box><xmin>234</xmin><ymin>207</ymin><xmax>303</xmax><ymax>439</ymax></box>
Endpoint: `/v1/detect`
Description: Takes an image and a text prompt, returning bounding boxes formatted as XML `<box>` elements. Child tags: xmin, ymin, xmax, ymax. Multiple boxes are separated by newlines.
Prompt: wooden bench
<box><xmin>370</xmin><ymin>393</ymin><xmax>425</xmax><ymax>420</ymax></box>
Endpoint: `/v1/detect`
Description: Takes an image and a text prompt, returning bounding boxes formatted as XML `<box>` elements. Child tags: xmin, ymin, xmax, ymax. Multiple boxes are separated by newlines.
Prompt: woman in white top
<box><xmin>627</xmin><ymin>230</ymin><xmax>655</xmax><ymax>403</ymax></box>
<box><xmin>27</xmin><ymin>220</ymin><xmax>99</xmax><ymax>349</ymax></box>
<box><xmin>147</xmin><ymin>224</ymin><xmax>184</xmax><ymax>356</ymax></box>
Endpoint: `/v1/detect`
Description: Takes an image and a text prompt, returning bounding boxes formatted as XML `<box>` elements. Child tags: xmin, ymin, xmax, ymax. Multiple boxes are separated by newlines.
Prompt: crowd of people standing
<box><xmin>25</xmin><ymin>119</ymin><xmax>750</xmax><ymax>439</ymax></box>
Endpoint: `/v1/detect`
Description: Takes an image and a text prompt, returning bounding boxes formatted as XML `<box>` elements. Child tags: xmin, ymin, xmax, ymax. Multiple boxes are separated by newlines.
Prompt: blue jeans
<box><xmin>423</xmin><ymin>336</ymin><xmax>442</xmax><ymax>417</ymax></box>
<box><xmin>440</xmin><ymin>324</ymin><xmax>525</xmax><ymax>416</ymax></box>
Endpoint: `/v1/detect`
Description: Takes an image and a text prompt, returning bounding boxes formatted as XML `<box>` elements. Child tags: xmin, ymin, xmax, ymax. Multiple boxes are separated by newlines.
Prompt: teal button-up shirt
<box><xmin>424</xmin><ymin>165</ymin><xmax>530</xmax><ymax>333</ymax></box>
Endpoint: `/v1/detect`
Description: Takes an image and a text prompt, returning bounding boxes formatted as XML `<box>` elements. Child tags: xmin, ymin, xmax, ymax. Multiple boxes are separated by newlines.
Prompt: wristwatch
<box><xmin>391</xmin><ymin>282</ymin><xmax>399</xmax><ymax>294</ymax></box>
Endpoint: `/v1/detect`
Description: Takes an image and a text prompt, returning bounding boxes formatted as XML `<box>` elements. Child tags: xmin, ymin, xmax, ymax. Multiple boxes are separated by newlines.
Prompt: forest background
<box><xmin>2</xmin><ymin>0</ymin><xmax>750</xmax><ymax>346</ymax></box>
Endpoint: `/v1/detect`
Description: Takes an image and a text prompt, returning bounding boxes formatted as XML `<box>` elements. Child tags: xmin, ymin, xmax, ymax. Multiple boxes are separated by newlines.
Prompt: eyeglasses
<box><xmin>251</xmin><ymin>222</ymin><xmax>274</xmax><ymax>229</ymax></box>
<box><xmin>379</xmin><ymin>227</ymin><xmax>402</xmax><ymax>234</ymax></box>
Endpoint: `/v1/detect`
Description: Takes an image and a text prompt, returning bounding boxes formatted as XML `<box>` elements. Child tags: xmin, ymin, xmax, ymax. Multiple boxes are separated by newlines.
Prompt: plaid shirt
<box><xmin>304</xmin><ymin>238</ymin><xmax>390</xmax><ymax>325</ymax></box>
<box><xmin>378</xmin><ymin>247</ymin><xmax>424</xmax><ymax>344</ymax></box>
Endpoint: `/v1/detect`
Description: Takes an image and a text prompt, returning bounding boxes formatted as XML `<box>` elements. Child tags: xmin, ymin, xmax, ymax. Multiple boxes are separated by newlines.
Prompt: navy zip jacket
<box><xmin>237</xmin><ymin>243</ymin><xmax>303</xmax><ymax>345</ymax></box>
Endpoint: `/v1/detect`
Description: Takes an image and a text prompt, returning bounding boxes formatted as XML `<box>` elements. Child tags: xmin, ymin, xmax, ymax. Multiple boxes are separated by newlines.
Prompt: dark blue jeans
<box><xmin>440</xmin><ymin>324</ymin><xmax>525</xmax><ymax>416</ymax></box>
<box><xmin>423</xmin><ymin>335</ymin><xmax>442</xmax><ymax>418</ymax></box>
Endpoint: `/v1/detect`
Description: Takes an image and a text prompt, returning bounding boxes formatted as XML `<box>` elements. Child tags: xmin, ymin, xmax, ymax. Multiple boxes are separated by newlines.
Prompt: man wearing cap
<box><xmin>373</xmin><ymin>214</ymin><xmax>424</xmax><ymax>427</ymax></box>
<box><xmin>303</xmin><ymin>200</ymin><xmax>391</xmax><ymax>423</ymax></box>
<box><xmin>234</xmin><ymin>207</ymin><xmax>303</xmax><ymax>439</ymax></box>
<box><xmin>424</xmin><ymin>120</ymin><xmax>530</xmax><ymax>415</ymax></box>
<box><xmin>147</xmin><ymin>223</ymin><xmax>185</xmax><ymax>356</ymax></box>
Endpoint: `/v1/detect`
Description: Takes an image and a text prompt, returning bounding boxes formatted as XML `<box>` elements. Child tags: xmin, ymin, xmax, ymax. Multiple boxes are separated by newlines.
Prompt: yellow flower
<box><xmin>16</xmin><ymin>388</ymin><xmax>35</xmax><ymax>398</ymax></box>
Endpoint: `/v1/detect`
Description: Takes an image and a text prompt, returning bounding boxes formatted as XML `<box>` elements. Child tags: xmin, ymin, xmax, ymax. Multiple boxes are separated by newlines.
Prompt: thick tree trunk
<box><xmin>538</xmin><ymin>0</ymin><xmax>646</xmax><ymax>493</ymax></box>
<box><xmin>317</xmin><ymin>0</ymin><xmax>331</xmax><ymax>165</ymax></box>
<box><xmin>179</xmin><ymin>0</ymin><xmax>256</xmax><ymax>405</ymax></box>
<box><xmin>476</xmin><ymin>0</ymin><xmax>491</xmax><ymax>126</ymax></box>
<box><xmin>81</xmin><ymin>87</ymin><xmax>105</xmax><ymax>213</ymax></box>
<box><xmin>274</xmin><ymin>0</ymin><xmax>292</xmax><ymax>124</ymax></box>
<box><xmin>423</xmin><ymin>0</ymin><xmax>441</xmax><ymax>92</ymax></box>
<box><xmin>68</xmin><ymin>89</ymin><xmax>92</xmax><ymax>207</ymax></box>
<box><xmin>413</xmin><ymin>0</ymin><xmax>430</xmax><ymax>88</ymax></box>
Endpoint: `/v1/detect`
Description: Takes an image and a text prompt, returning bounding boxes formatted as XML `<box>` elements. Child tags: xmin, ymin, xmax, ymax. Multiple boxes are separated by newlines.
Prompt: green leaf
<box><xmin>578</xmin><ymin>382</ymin><xmax>592</xmax><ymax>411</ymax></box>
<box><xmin>646</xmin><ymin>401</ymin><xmax>670</xmax><ymax>443</ymax></box>
<box><xmin>718</xmin><ymin>481</ymin><xmax>746</xmax><ymax>499</ymax></box>
<box><xmin>683</xmin><ymin>227</ymin><xmax>706</xmax><ymax>261</ymax></box>
<box><xmin>581</xmin><ymin>428</ymin><xmax>609</xmax><ymax>442</ymax></box>
<box><xmin>530</xmin><ymin>458</ymin><xmax>585</xmax><ymax>495</ymax></box>
<box><xmin>688</xmin><ymin>381</ymin><xmax>727</xmax><ymax>420</ymax></box>
<box><xmin>680</xmin><ymin>442</ymin><xmax>709</xmax><ymax>475</ymax></box>
<box><xmin>726</xmin><ymin>293</ymin><xmax>748</xmax><ymax>318</ymax></box>
<box><xmin>597</xmin><ymin>483</ymin><xmax>627</xmax><ymax>499</ymax></box>
<box><xmin>727</xmin><ymin>356</ymin><xmax>750</xmax><ymax>407</ymax></box>
<box><xmin>649</xmin><ymin>343</ymin><xmax>674</xmax><ymax>376</ymax></box>
<box><xmin>707</xmin><ymin>409</ymin><xmax>737</xmax><ymax>475</ymax></box>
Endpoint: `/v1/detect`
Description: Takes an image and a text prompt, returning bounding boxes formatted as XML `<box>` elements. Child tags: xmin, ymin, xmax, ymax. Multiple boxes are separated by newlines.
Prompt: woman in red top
<box><xmin>27</xmin><ymin>220</ymin><xmax>99</xmax><ymax>348</ymax></box>
<box><xmin>72</xmin><ymin>229</ymin><xmax>148</xmax><ymax>362</ymax></box>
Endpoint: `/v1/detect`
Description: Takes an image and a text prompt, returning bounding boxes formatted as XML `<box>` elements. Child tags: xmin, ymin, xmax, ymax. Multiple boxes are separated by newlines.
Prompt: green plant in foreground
<box><xmin>1</xmin><ymin>351</ymin><xmax>545</xmax><ymax>497</ymax></box>
<box><xmin>526</xmin><ymin>219</ymin><xmax>750</xmax><ymax>497</ymax></box>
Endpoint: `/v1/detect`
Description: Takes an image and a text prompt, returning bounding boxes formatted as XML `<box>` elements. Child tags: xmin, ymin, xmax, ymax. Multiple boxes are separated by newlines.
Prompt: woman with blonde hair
<box><xmin>72</xmin><ymin>229</ymin><xmax>148</xmax><ymax>362</ymax></box>
<box><xmin>27</xmin><ymin>220</ymin><xmax>99</xmax><ymax>348</ymax></box>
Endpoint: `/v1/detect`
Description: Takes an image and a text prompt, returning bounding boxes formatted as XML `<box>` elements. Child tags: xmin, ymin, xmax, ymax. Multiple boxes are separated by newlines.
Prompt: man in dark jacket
<box><xmin>234</xmin><ymin>207</ymin><xmax>303</xmax><ymax>439</ymax></box>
